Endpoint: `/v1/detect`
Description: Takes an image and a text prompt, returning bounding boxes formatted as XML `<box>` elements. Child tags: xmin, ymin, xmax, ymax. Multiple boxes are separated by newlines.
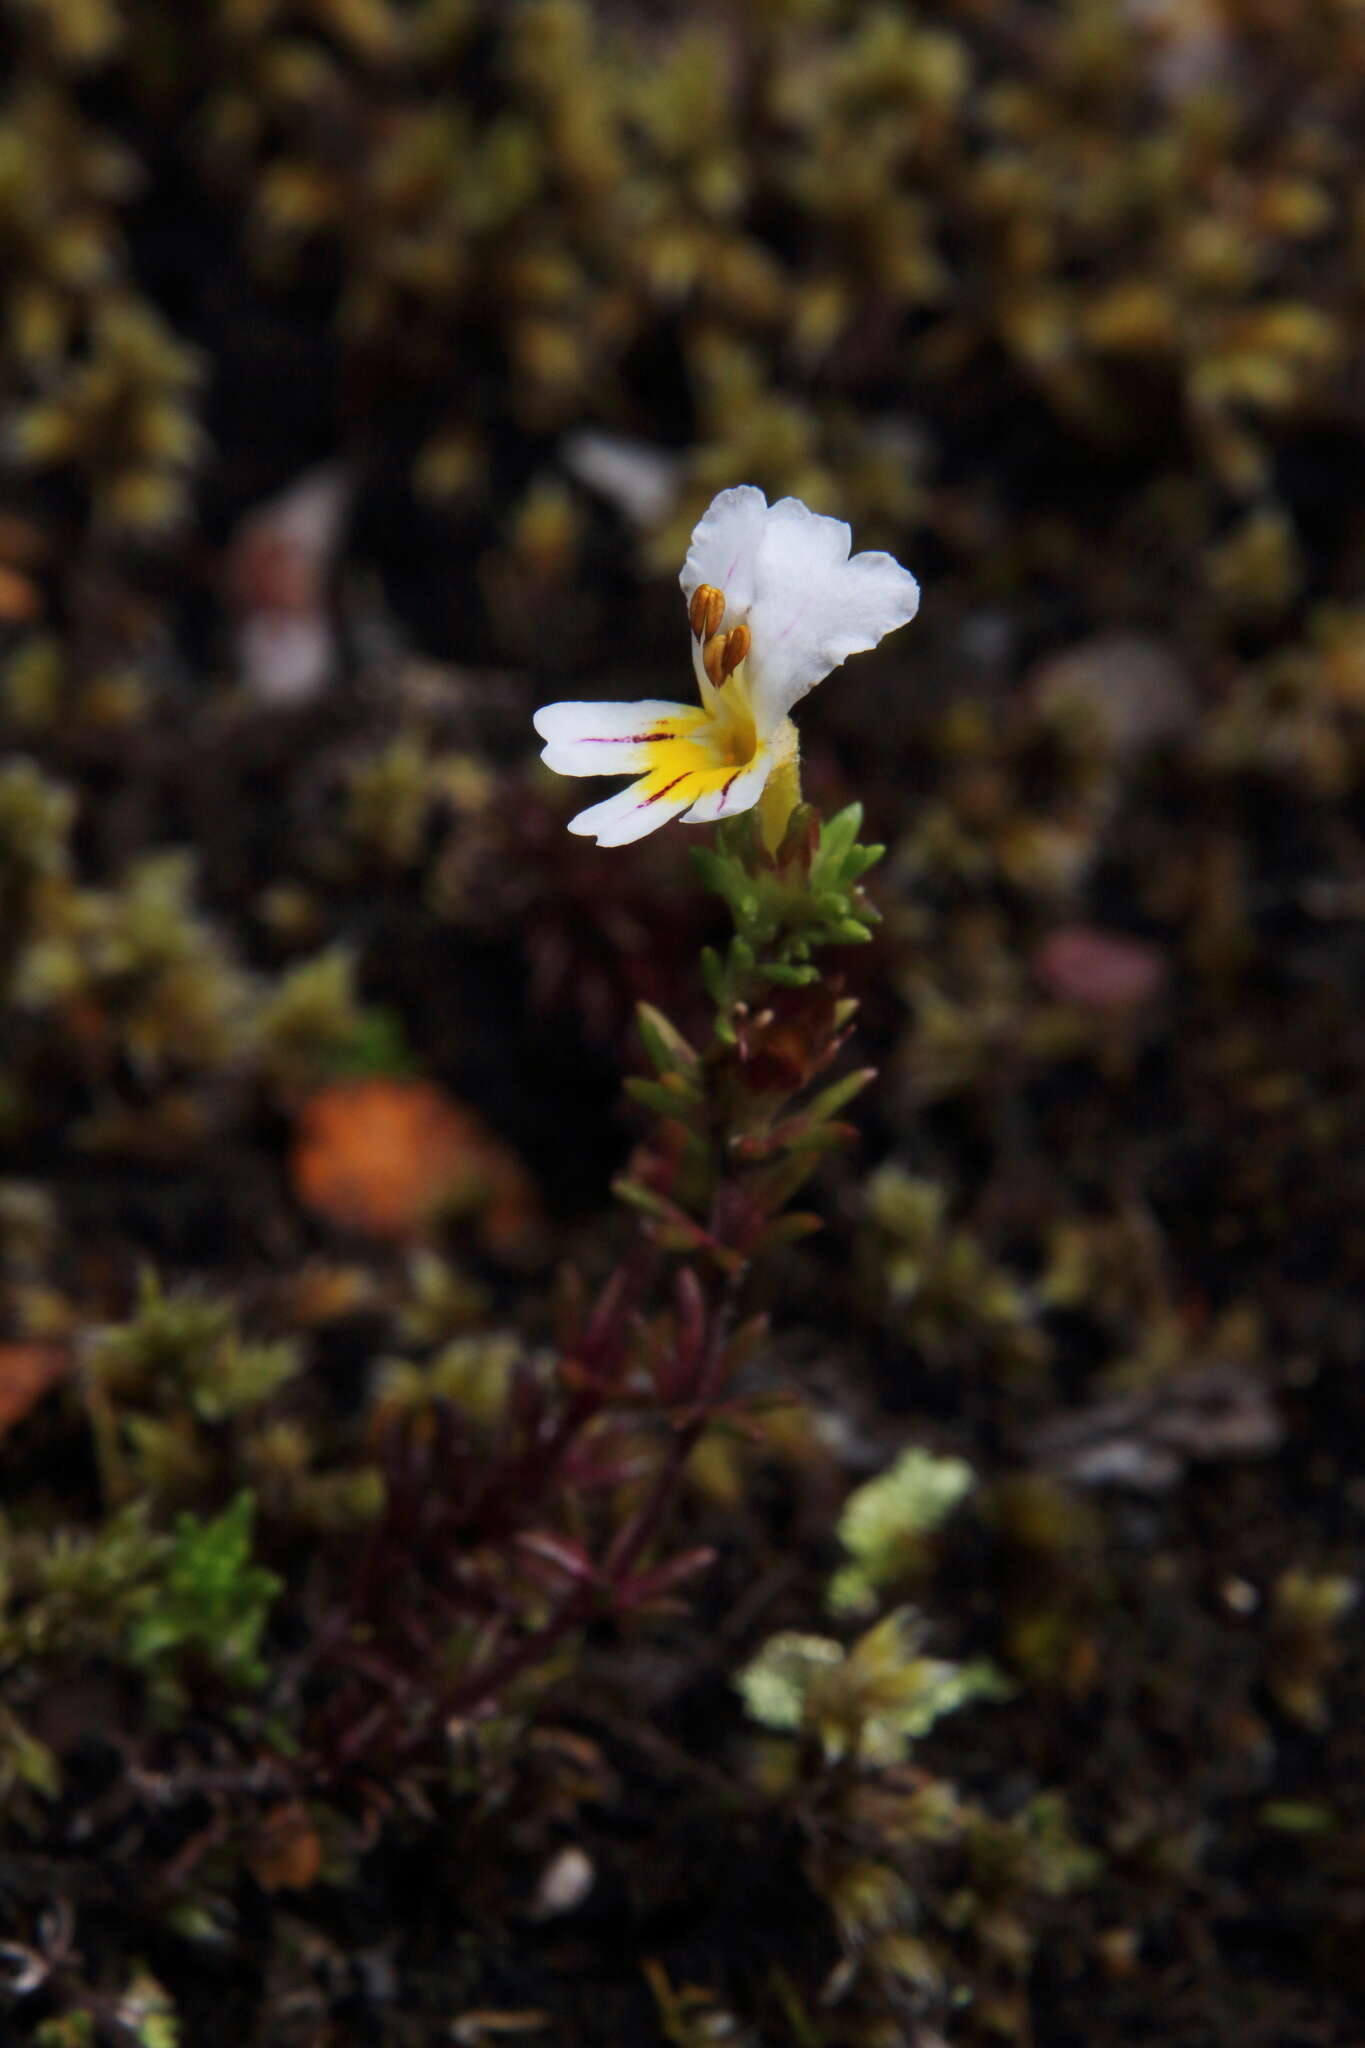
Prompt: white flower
<box><xmin>532</xmin><ymin>485</ymin><xmax>920</xmax><ymax>846</ymax></box>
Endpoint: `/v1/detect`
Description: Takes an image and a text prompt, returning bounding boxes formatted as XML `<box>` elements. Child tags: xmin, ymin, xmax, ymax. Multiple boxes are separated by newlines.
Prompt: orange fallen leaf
<box><xmin>0</xmin><ymin>1343</ymin><xmax>74</xmax><ymax>1441</ymax></box>
<box><xmin>291</xmin><ymin>1078</ymin><xmax>538</xmax><ymax>1248</ymax></box>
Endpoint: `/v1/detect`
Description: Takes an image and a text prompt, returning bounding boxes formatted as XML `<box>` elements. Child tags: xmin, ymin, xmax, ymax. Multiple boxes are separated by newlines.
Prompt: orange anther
<box><xmin>720</xmin><ymin>622</ymin><xmax>750</xmax><ymax>676</ymax></box>
<box><xmin>689</xmin><ymin>583</ymin><xmax>724</xmax><ymax>641</ymax></box>
<box><xmin>703</xmin><ymin>631</ymin><xmax>729</xmax><ymax>689</ymax></box>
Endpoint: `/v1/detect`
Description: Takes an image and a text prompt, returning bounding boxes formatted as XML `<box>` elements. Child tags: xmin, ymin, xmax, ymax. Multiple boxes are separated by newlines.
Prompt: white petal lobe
<box><xmin>679</xmin><ymin>484</ymin><xmax>770</xmax><ymax>622</ymax></box>
<box><xmin>746</xmin><ymin>503</ymin><xmax>919</xmax><ymax>733</ymax></box>
<box><xmin>566</xmin><ymin>778</ymin><xmax>694</xmax><ymax>847</ymax></box>
<box><xmin>534</xmin><ymin>698</ymin><xmax>693</xmax><ymax>777</ymax></box>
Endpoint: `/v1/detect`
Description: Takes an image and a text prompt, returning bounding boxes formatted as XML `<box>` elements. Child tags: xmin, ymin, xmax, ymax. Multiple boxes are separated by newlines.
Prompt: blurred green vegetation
<box><xmin>1</xmin><ymin>2</ymin><xmax>1364</xmax><ymax>2044</ymax></box>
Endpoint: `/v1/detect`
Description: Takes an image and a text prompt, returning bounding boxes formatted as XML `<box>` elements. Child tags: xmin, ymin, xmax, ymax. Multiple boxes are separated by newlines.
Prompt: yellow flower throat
<box><xmin>632</xmin><ymin>584</ymin><xmax>762</xmax><ymax>809</ymax></box>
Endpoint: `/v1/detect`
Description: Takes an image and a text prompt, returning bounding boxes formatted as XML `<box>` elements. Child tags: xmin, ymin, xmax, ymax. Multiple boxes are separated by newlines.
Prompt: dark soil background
<box><xmin>2</xmin><ymin>3</ymin><xmax>1364</xmax><ymax>2044</ymax></box>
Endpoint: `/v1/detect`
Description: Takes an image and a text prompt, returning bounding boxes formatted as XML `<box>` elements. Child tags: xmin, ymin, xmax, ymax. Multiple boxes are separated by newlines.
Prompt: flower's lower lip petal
<box><xmin>567</xmin><ymin>776</ymin><xmax>698</xmax><ymax>846</ymax></box>
<box><xmin>541</xmin><ymin>740</ymin><xmax>650</xmax><ymax>776</ymax></box>
<box><xmin>534</xmin><ymin>698</ymin><xmax>699</xmax><ymax>775</ymax></box>
<box><xmin>680</xmin><ymin>755</ymin><xmax>771</xmax><ymax>825</ymax></box>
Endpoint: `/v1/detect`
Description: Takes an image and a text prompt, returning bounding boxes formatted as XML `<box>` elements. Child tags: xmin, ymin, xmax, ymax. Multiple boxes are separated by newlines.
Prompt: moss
<box><xmin>0</xmin><ymin>2</ymin><xmax>1363</xmax><ymax>2041</ymax></box>
<box><xmin>828</xmin><ymin>1445</ymin><xmax>975</xmax><ymax>1618</ymax></box>
<box><xmin>126</xmin><ymin>1491</ymin><xmax>280</xmax><ymax>1696</ymax></box>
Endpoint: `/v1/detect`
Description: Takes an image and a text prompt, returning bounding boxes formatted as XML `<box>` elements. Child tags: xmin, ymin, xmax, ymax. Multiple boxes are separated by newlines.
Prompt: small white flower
<box><xmin>533</xmin><ymin>485</ymin><xmax>920</xmax><ymax>846</ymax></box>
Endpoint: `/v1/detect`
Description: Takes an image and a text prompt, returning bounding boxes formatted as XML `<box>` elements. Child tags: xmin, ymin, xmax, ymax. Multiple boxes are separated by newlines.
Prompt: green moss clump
<box><xmin>126</xmin><ymin>1491</ymin><xmax>280</xmax><ymax>1696</ymax></box>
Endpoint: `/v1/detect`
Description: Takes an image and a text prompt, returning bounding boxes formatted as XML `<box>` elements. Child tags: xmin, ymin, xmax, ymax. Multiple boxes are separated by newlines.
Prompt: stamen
<box><xmin>720</xmin><ymin>622</ymin><xmax>750</xmax><ymax>676</ymax></box>
<box><xmin>703</xmin><ymin>631</ymin><xmax>730</xmax><ymax>690</ymax></box>
<box><xmin>689</xmin><ymin>583</ymin><xmax>724</xmax><ymax>641</ymax></box>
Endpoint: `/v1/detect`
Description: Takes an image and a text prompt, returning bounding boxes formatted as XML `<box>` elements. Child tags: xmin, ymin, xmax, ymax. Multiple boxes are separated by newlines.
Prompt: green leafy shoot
<box><xmin>91</xmin><ymin>1270</ymin><xmax>301</xmax><ymax>1424</ymax></box>
<box><xmin>115</xmin><ymin>1970</ymin><xmax>180</xmax><ymax>2048</ymax></box>
<box><xmin>829</xmin><ymin>1446</ymin><xmax>976</xmax><ymax>1617</ymax></box>
<box><xmin>127</xmin><ymin>1491</ymin><xmax>280</xmax><ymax>1692</ymax></box>
<box><xmin>738</xmin><ymin>1608</ymin><xmax>1010</xmax><ymax>1766</ymax></box>
<box><xmin>694</xmin><ymin>802</ymin><xmax>884</xmax><ymax>1028</ymax></box>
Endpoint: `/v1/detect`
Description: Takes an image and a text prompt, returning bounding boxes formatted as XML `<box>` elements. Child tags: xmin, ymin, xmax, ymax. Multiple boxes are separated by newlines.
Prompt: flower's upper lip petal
<box><xmin>679</xmin><ymin>485</ymin><xmax>770</xmax><ymax>620</ymax></box>
<box><xmin>745</xmin><ymin>498</ymin><xmax>919</xmax><ymax>735</ymax></box>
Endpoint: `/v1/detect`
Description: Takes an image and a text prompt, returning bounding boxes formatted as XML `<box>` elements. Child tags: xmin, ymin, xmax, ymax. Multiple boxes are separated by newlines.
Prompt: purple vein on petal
<box><xmin>641</xmin><ymin>774</ymin><xmax>689</xmax><ymax>808</ymax></box>
<box><xmin>774</xmin><ymin>596</ymin><xmax>812</xmax><ymax>646</ymax></box>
